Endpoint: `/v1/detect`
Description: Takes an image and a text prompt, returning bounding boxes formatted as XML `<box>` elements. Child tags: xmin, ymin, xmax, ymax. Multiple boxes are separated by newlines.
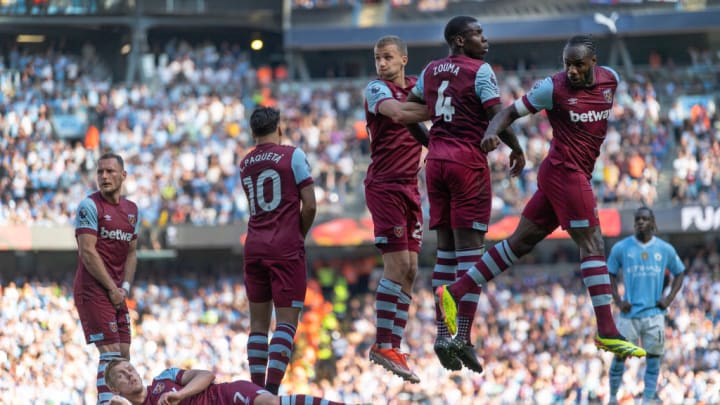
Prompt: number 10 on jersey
<box><xmin>242</xmin><ymin>169</ymin><xmax>282</xmax><ymax>216</ymax></box>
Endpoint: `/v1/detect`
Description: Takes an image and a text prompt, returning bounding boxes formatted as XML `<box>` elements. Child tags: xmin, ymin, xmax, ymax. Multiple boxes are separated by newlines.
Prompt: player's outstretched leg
<box><xmin>277</xmin><ymin>395</ymin><xmax>348</xmax><ymax>405</ymax></box>
<box><xmin>369</xmin><ymin>344</ymin><xmax>417</xmax><ymax>383</ymax></box>
<box><xmin>391</xmin><ymin>291</ymin><xmax>420</xmax><ymax>383</ymax></box>
<box><xmin>452</xmin><ymin>249</ymin><xmax>484</xmax><ymax>374</ymax></box>
<box><xmin>266</xmin><ymin>323</ymin><xmax>297</xmax><ymax>394</ymax></box>
<box><xmin>594</xmin><ymin>335</ymin><xmax>646</xmax><ymax>357</ymax></box>
<box><xmin>433</xmin><ymin>335</ymin><xmax>461</xmax><ymax>371</ymax></box>
<box><xmin>431</xmin><ymin>251</ymin><xmax>462</xmax><ymax>371</ymax></box>
<box><xmin>435</xmin><ymin>285</ymin><xmax>458</xmax><ymax>335</ymax></box>
<box><xmin>450</xmin><ymin>337</ymin><xmax>483</xmax><ymax>374</ymax></box>
<box><xmin>580</xmin><ymin>256</ymin><xmax>646</xmax><ymax>358</ymax></box>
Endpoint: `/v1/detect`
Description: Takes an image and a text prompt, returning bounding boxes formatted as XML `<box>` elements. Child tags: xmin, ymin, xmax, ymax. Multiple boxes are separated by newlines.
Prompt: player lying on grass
<box><xmin>105</xmin><ymin>359</ymin><xmax>356</xmax><ymax>405</ymax></box>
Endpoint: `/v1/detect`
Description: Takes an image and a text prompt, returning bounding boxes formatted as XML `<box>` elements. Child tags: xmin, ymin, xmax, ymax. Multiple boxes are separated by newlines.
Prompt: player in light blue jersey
<box><xmin>606</xmin><ymin>206</ymin><xmax>685</xmax><ymax>405</ymax></box>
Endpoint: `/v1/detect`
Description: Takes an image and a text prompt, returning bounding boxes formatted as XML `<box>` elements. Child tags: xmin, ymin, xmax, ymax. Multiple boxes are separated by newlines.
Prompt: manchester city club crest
<box><xmin>128</xmin><ymin>214</ymin><xmax>136</xmax><ymax>226</ymax></box>
<box><xmin>603</xmin><ymin>88</ymin><xmax>613</xmax><ymax>103</ymax></box>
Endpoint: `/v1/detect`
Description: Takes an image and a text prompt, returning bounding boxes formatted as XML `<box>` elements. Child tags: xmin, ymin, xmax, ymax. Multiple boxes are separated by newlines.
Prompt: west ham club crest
<box><xmin>603</xmin><ymin>88</ymin><xmax>613</xmax><ymax>103</ymax></box>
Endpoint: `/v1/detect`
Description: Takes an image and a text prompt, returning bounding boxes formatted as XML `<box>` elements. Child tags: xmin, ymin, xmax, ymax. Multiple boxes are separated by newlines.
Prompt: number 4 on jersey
<box><xmin>435</xmin><ymin>80</ymin><xmax>455</xmax><ymax>122</ymax></box>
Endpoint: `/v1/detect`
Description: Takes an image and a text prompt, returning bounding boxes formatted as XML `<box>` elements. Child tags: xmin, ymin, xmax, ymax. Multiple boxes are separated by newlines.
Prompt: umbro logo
<box><xmin>103</xmin><ymin>214</ymin><xmax>112</xmax><ymax>221</ymax></box>
<box><xmin>568</xmin><ymin>98</ymin><xmax>578</xmax><ymax>105</ymax></box>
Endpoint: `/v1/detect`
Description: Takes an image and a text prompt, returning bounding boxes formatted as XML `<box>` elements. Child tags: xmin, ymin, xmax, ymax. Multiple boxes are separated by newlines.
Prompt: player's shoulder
<box><xmin>79</xmin><ymin>192</ymin><xmax>98</xmax><ymax>205</ymax></box>
<box><xmin>120</xmin><ymin>196</ymin><xmax>139</xmax><ymax>211</ymax></box>
<box><xmin>422</xmin><ymin>57</ymin><xmax>447</xmax><ymax>72</ymax></box>
<box><xmin>277</xmin><ymin>143</ymin><xmax>299</xmax><ymax>154</ymax></box>
<box><xmin>154</xmin><ymin>367</ymin><xmax>183</xmax><ymax>381</ymax></box>
<box><xmin>365</xmin><ymin>79</ymin><xmax>389</xmax><ymax>93</ymax></box>
<box><xmin>598</xmin><ymin>66</ymin><xmax>620</xmax><ymax>83</ymax></box>
<box><xmin>612</xmin><ymin>236</ymin><xmax>635</xmax><ymax>249</ymax></box>
<box><xmin>653</xmin><ymin>236</ymin><xmax>675</xmax><ymax>250</ymax></box>
<box><xmin>528</xmin><ymin>75</ymin><xmax>554</xmax><ymax>94</ymax></box>
<box><xmin>78</xmin><ymin>193</ymin><xmax>99</xmax><ymax>211</ymax></box>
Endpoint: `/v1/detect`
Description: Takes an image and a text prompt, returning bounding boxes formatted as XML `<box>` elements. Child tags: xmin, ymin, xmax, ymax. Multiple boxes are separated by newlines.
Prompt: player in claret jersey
<box><xmin>74</xmin><ymin>152</ymin><xmax>140</xmax><ymax>405</ymax></box>
<box><xmin>436</xmin><ymin>35</ymin><xmax>647</xmax><ymax>360</ymax></box>
<box><xmin>397</xmin><ymin>16</ymin><xmax>525</xmax><ymax>374</ymax></box>
<box><xmin>239</xmin><ymin>107</ymin><xmax>316</xmax><ymax>395</ymax></box>
<box><xmin>363</xmin><ymin>35</ymin><xmax>428</xmax><ymax>383</ymax></box>
<box><xmin>105</xmin><ymin>359</ymin><xmax>354</xmax><ymax>405</ymax></box>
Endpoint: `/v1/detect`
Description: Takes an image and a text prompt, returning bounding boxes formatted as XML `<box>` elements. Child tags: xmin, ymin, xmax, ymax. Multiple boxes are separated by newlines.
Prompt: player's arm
<box><xmin>292</xmin><ymin>148</ymin><xmax>317</xmax><ymax>238</ymax></box>
<box><xmin>607</xmin><ymin>244</ymin><xmax>631</xmax><ymax>313</ymax></box>
<box><xmin>484</xmin><ymin>103</ymin><xmax>520</xmax><ymax>140</ymax></box>
<box><xmin>484</xmin><ymin>75</ymin><xmax>553</xmax><ymax>153</ymax></box>
<box><xmin>122</xmin><ymin>239</ymin><xmax>137</xmax><ymax>296</ymax></box>
<box><xmin>378</xmin><ymin>95</ymin><xmax>430</xmax><ymax>125</ymax></box>
<box><xmin>122</xmin><ymin>211</ymin><xmax>141</xmax><ymax>296</ymax></box>
<box><xmin>159</xmin><ymin>369</ymin><xmax>215</xmax><ymax>404</ymax></box>
<box><xmin>658</xmin><ymin>271</ymin><xmax>684</xmax><ymax>310</ymax></box>
<box><xmin>485</xmin><ymin>103</ymin><xmax>525</xmax><ymax>177</ymax></box>
<box><xmin>401</xmin><ymin>91</ymin><xmax>430</xmax><ymax>146</ymax></box>
<box><xmin>299</xmin><ymin>184</ymin><xmax>316</xmax><ymax>238</ymax></box>
<box><xmin>658</xmin><ymin>249</ymin><xmax>686</xmax><ymax>309</ymax></box>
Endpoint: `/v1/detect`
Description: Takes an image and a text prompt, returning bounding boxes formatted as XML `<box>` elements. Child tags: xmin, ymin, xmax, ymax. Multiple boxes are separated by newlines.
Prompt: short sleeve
<box><xmin>410</xmin><ymin>67</ymin><xmax>427</xmax><ymax>101</ymax></box>
<box><xmin>666</xmin><ymin>245</ymin><xmax>685</xmax><ymax>276</ymax></box>
<box><xmin>601</xmin><ymin>66</ymin><xmax>620</xmax><ymax>83</ymax></box>
<box><xmin>365</xmin><ymin>80</ymin><xmax>394</xmax><ymax>114</ymax></box>
<box><xmin>515</xmin><ymin>76</ymin><xmax>554</xmax><ymax>116</ymax></box>
<box><xmin>154</xmin><ymin>368</ymin><xmax>184</xmax><ymax>383</ymax></box>
<box><xmin>606</xmin><ymin>241</ymin><xmax>622</xmax><ymax>275</ymax></box>
<box><xmin>75</xmin><ymin>198</ymin><xmax>98</xmax><ymax>235</ymax></box>
<box><xmin>474</xmin><ymin>63</ymin><xmax>501</xmax><ymax>106</ymax></box>
<box><xmin>291</xmin><ymin>148</ymin><xmax>313</xmax><ymax>187</ymax></box>
<box><xmin>133</xmin><ymin>211</ymin><xmax>141</xmax><ymax>236</ymax></box>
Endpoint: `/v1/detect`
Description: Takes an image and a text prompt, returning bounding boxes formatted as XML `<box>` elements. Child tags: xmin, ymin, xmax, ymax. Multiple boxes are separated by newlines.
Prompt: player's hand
<box><xmin>508</xmin><ymin>150</ymin><xmax>525</xmax><ymax>177</ymax></box>
<box><xmin>158</xmin><ymin>391</ymin><xmax>183</xmax><ymax>405</ymax></box>
<box><xmin>108</xmin><ymin>288</ymin><xmax>126</xmax><ymax>309</ymax></box>
<box><xmin>618</xmin><ymin>300</ymin><xmax>632</xmax><ymax>313</ymax></box>
<box><xmin>656</xmin><ymin>296</ymin><xmax>672</xmax><ymax>310</ymax></box>
<box><xmin>109</xmin><ymin>395</ymin><xmax>132</xmax><ymax>405</ymax></box>
<box><xmin>480</xmin><ymin>133</ymin><xmax>501</xmax><ymax>153</ymax></box>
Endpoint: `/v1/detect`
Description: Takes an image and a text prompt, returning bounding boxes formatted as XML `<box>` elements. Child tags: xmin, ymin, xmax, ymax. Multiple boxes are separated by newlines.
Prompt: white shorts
<box><xmin>616</xmin><ymin>313</ymin><xmax>666</xmax><ymax>356</ymax></box>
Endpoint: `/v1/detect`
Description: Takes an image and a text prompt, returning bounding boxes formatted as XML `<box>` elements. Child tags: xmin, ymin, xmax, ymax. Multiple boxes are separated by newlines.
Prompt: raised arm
<box><xmin>158</xmin><ymin>369</ymin><xmax>216</xmax><ymax>405</ymax></box>
<box><xmin>378</xmin><ymin>96</ymin><xmax>431</xmax><ymax>125</ymax></box>
<box><xmin>482</xmin><ymin>103</ymin><xmax>525</xmax><ymax>177</ymax></box>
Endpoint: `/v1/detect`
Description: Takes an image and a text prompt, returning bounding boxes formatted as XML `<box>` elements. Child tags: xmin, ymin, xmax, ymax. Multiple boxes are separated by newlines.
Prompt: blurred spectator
<box><xmin>1</xmin><ymin>245</ymin><xmax>719</xmax><ymax>404</ymax></box>
<box><xmin>0</xmin><ymin>40</ymin><xmax>719</xmax><ymax>233</ymax></box>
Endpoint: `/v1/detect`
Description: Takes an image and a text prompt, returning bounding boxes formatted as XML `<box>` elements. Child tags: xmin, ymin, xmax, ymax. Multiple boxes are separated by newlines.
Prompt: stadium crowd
<box><xmin>1</xmin><ymin>243</ymin><xmax>719</xmax><ymax>404</ymax></box>
<box><xmin>0</xmin><ymin>41</ymin><xmax>718</xmax><ymax>228</ymax></box>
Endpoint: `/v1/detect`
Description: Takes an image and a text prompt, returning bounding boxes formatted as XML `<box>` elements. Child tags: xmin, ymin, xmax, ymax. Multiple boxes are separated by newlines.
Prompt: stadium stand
<box><xmin>0</xmin><ymin>39</ymin><xmax>718</xmax><ymax>227</ymax></box>
<box><xmin>0</xmin><ymin>1</ymin><xmax>719</xmax><ymax>404</ymax></box>
<box><xmin>1</xmin><ymin>246</ymin><xmax>718</xmax><ymax>404</ymax></box>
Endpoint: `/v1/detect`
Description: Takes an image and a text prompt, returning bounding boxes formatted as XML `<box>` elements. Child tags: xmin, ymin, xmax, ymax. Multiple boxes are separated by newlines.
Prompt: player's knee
<box><xmin>98</xmin><ymin>343</ymin><xmax>122</xmax><ymax>355</ymax></box>
<box><xmin>254</xmin><ymin>393</ymin><xmax>279</xmax><ymax>405</ymax></box>
<box><xmin>402</xmin><ymin>266</ymin><xmax>418</xmax><ymax>286</ymax></box>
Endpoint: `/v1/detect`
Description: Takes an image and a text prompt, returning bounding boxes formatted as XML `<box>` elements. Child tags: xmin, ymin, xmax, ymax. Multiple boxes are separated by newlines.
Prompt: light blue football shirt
<box><xmin>607</xmin><ymin>236</ymin><xmax>685</xmax><ymax>318</ymax></box>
